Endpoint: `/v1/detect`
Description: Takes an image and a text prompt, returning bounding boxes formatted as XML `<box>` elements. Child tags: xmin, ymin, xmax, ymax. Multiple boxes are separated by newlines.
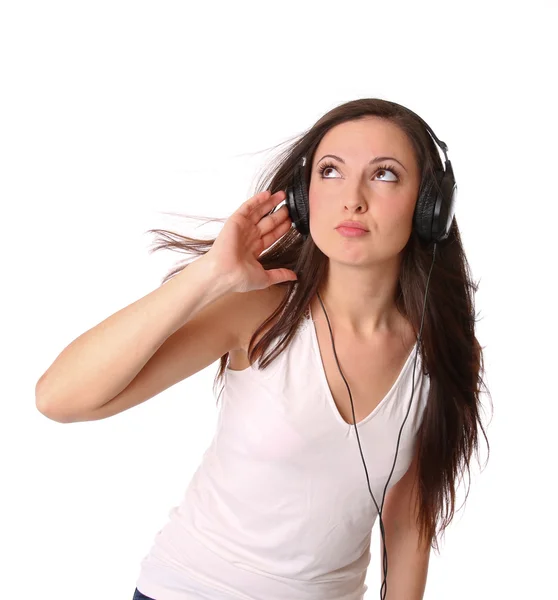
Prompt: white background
<box><xmin>2</xmin><ymin>1</ymin><xmax>556</xmax><ymax>598</ymax></box>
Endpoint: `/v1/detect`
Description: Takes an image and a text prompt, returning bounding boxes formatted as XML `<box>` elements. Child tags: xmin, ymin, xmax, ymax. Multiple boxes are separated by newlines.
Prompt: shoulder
<box><xmin>227</xmin><ymin>284</ymin><xmax>293</xmax><ymax>371</ymax></box>
<box><xmin>236</xmin><ymin>284</ymin><xmax>292</xmax><ymax>352</ymax></box>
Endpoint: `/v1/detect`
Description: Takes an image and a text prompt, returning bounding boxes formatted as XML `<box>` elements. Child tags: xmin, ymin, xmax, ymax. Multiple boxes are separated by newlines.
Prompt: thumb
<box><xmin>266</xmin><ymin>268</ymin><xmax>298</xmax><ymax>286</ymax></box>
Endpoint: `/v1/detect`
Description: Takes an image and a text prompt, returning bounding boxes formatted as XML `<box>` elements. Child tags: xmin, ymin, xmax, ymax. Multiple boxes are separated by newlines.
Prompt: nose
<box><xmin>344</xmin><ymin>190</ymin><xmax>368</xmax><ymax>213</ymax></box>
<box><xmin>340</xmin><ymin>177</ymin><xmax>370</xmax><ymax>212</ymax></box>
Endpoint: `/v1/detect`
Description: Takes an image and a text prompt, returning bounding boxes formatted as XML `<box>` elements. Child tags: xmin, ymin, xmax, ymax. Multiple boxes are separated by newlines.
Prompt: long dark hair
<box><xmin>146</xmin><ymin>98</ymin><xmax>492</xmax><ymax>553</ymax></box>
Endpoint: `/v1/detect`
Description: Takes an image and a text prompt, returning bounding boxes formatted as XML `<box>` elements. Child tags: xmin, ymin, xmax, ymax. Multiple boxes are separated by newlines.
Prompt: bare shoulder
<box><xmin>238</xmin><ymin>284</ymin><xmax>290</xmax><ymax>349</ymax></box>
<box><xmin>229</xmin><ymin>284</ymin><xmax>290</xmax><ymax>370</ymax></box>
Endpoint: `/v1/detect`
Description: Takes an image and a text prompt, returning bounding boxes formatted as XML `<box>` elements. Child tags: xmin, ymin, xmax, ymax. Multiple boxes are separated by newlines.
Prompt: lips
<box><xmin>335</xmin><ymin>221</ymin><xmax>369</xmax><ymax>231</ymax></box>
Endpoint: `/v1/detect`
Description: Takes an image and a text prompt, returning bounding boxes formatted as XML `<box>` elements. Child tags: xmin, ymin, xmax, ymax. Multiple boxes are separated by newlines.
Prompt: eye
<box><xmin>317</xmin><ymin>162</ymin><xmax>340</xmax><ymax>179</ymax></box>
<box><xmin>317</xmin><ymin>161</ymin><xmax>401</xmax><ymax>182</ymax></box>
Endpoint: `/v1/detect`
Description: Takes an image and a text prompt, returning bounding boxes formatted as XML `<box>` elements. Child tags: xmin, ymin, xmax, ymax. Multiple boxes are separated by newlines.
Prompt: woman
<box><xmin>37</xmin><ymin>98</ymin><xmax>490</xmax><ymax>599</ymax></box>
<box><xmin>130</xmin><ymin>98</ymin><xmax>491</xmax><ymax>599</ymax></box>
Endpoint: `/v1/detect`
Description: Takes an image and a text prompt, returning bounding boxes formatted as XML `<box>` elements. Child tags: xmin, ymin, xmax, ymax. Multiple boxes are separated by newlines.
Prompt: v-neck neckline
<box><xmin>306</xmin><ymin>303</ymin><xmax>418</xmax><ymax>429</ymax></box>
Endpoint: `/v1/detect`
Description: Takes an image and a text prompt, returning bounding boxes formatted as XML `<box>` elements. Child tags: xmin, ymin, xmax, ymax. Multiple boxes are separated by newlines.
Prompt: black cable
<box><xmin>316</xmin><ymin>242</ymin><xmax>438</xmax><ymax>599</ymax></box>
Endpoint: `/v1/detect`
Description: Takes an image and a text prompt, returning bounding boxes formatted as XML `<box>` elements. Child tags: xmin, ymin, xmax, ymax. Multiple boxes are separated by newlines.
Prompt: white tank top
<box><xmin>135</xmin><ymin>304</ymin><xmax>431</xmax><ymax>600</ymax></box>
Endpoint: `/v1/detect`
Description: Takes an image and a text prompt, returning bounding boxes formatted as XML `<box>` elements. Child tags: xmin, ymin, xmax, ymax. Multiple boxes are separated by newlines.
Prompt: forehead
<box><xmin>313</xmin><ymin>116</ymin><xmax>414</xmax><ymax>164</ymax></box>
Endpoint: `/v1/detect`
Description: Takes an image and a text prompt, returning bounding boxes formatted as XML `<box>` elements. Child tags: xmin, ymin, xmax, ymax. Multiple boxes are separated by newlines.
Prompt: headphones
<box><xmin>284</xmin><ymin>102</ymin><xmax>457</xmax><ymax>599</ymax></box>
<box><xmin>285</xmin><ymin>104</ymin><xmax>457</xmax><ymax>244</ymax></box>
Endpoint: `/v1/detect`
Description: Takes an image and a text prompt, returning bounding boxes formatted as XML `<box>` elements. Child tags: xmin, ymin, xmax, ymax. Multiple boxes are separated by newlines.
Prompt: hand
<box><xmin>205</xmin><ymin>189</ymin><xmax>298</xmax><ymax>294</ymax></box>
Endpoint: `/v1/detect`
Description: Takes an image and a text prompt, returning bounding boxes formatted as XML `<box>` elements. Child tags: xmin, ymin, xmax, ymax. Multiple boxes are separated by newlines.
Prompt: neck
<box><xmin>315</xmin><ymin>257</ymin><xmax>404</xmax><ymax>339</ymax></box>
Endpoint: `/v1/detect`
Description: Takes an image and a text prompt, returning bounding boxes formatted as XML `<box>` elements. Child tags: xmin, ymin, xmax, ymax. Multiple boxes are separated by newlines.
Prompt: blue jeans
<box><xmin>132</xmin><ymin>587</ymin><xmax>155</xmax><ymax>600</ymax></box>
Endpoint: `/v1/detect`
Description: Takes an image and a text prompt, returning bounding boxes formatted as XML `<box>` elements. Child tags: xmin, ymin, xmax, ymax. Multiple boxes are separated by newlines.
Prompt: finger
<box><xmin>256</xmin><ymin>204</ymin><xmax>290</xmax><ymax>237</ymax></box>
<box><xmin>265</xmin><ymin>267</ymin><xmax>298</xmax><ymax>287</ymax></box>
<box><xmin>241</xmin><ymin>190</ymin><xmax>286</xmax><ymax>223</ymax></box>
<box><xmin>259</xmin><ymin>214</ymin><xmax>292</xmax><ymax>249</ymax></box>
<box><xmin>238</xmin><ymin>191</ymin><xmax>271</xmax><ymax>216</ymax></box>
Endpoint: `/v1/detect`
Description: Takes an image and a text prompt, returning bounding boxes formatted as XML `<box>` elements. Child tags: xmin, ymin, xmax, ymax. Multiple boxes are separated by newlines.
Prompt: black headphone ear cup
<box><xmin>414</xmin><ymin>175</ymin><xmax>437</xmax><ymax>243</ymax></box>
<box><xmin>286</xmin><ymin>163</ymin><xmax>310</xmax><ymax>239</ymax></box>
<box><xmin>436</xmin><ymin>169</ymin><xmax>457</xmax><ymax>242</ymax></box>
<box><xmin>414</xmin><ymin>167</ymin><xmax>458</xmax><ymax>243</ymax></box>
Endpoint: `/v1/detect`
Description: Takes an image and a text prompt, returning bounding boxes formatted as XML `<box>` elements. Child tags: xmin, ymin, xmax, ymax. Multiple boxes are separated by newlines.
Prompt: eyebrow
<box><xmin>316</xmin><ymin>153</ymin><xmax>408</xmax><ymax>173</ymax></box>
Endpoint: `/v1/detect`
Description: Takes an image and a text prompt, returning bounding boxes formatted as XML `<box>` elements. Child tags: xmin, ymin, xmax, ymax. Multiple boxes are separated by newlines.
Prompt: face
<box><xmin>308</xmin><ymin>116</ymin><xmax>421</xmax><ymax>265</ymax></box>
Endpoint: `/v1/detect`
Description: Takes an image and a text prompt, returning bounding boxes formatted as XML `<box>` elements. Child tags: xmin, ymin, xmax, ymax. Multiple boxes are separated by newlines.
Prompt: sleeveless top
<box><xmin>135</xmin><ymin>304</ymin><xmax>431</xmax><ymax>600</ymax></box>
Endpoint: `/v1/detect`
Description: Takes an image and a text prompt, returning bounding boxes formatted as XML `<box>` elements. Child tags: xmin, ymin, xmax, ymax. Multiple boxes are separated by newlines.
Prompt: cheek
<box><xmin>383</xmin><ymin>202</ymin><xmax>409</xmax><ymax>224</ymax></box>
<box><xmin>308</xmin><ymin>189</ymin><xmax>320</xmax><ymax>212</ymax></box>
<box><xmin>384</xmin><ymin>202</ymin><xmax>416</xmax><ymax>248</ymax></box>
<box><xmin>307</xmin><ymin>194</ymin><xmax>327</xmax><ymax>226</ymax></box>
<box><xmin>383</xmin><ymin>195</ymin><xmax>417</xmax><ymax>226</ymax></box>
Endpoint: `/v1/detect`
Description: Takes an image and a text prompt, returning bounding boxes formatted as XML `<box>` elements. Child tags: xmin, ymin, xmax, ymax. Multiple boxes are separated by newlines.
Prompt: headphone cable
<box><xmin>316</xmin><ymin>242</ymin><xmax>437</xmax><ymax>599</ymax></box>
